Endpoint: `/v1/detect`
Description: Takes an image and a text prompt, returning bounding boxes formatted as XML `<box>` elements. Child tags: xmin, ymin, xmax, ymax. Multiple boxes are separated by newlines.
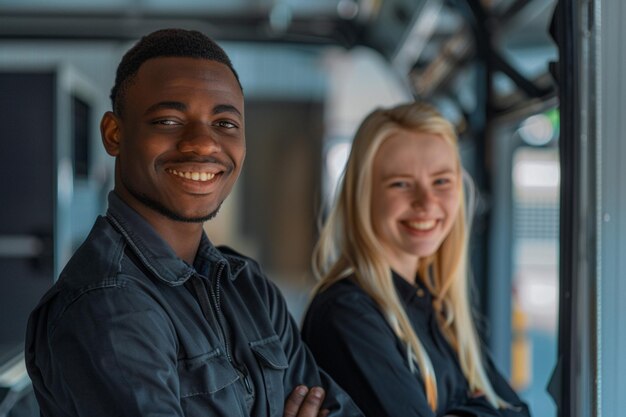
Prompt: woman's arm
<box><xmin>302</xmin><ymin>290</ymin><xmax>438</xmax><ymax>417</ymax></box>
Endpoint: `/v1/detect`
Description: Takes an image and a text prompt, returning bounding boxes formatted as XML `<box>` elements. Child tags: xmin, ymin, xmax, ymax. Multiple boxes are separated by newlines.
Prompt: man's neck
<box><xmin>113</xmin><ymin>190</ymin><xmax>205</xmax><ymax>264</ymax></box>
<box><xmin>116</xmin><ymin>195</ymin><xmax>203</xmax><ymax>265</ymax></box>
<box><xmin>149</xmin><ymin>219</ymin><xmax>204</xmax><ymax>265</ymax></box>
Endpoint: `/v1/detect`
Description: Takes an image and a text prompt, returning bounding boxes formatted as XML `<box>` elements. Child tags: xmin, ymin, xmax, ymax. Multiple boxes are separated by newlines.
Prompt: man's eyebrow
<box><xmin>144</xmin><ymin>101</ymin><xmax>186</xmax><ymax>115</ymax></box>
<box><xmin>213</xmin><ymin>104</ymin><xmax>242</xmax><ymax>117</ymax></box>
<box><xmin>143</xmin><ymin>102</ymin><xmax>242</xmax><ymax>117</ymax></box>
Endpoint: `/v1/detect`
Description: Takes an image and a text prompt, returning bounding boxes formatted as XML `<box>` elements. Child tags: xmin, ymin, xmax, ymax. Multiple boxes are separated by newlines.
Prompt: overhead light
<box><xmin>337</xmin><ymin>0</ymin><xmax>359</xmax><ymax>20</ymax></box>
<box><xmin>518</xmin><ymin>113</ymin><xmax>555</xmax><ymax>146</ymax></box>
<box><xmin>269</xmin><ymin>2</ymin><xmax>292</xmax><ymax>34</ymax></box>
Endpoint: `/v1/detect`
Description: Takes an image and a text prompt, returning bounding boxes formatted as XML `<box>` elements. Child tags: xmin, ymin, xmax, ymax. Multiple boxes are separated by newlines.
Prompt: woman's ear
<box><xmin>100</xmin><ymin>111</ymin><xmax>122</xmax><ymax>157</ymax></box>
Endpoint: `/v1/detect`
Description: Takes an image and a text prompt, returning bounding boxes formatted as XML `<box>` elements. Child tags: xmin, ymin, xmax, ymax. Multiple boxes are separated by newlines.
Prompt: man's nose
<box><xmin>178</xmin><ymin>122</ymin><xmax>221</xmax><ymax>155</ymax></box>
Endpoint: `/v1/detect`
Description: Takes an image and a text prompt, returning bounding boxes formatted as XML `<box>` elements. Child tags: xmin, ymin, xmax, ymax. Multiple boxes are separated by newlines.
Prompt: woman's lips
<box><xmin>403</xmin><ymin>219</ymin><xmax>437</xmax><ymax>232</ymax></box>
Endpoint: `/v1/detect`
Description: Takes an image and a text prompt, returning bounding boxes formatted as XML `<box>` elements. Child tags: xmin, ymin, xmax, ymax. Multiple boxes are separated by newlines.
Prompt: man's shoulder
<box><xmin>34</xmin><ymin>216</ymin><xmax>127</xmax><ymax>311</ymax></box>
<box><xmin>58</xmin><ymin>216</ymin><xmax>126</xmax><ymax>289</ymax></box>
<box><xmin>216</xmin><ymin>244</ymin><xmax>264</xmax><ymax>278</ymax></box>
<box><xmin>215</xmin><ymin>245</ymin><xmax>286</xmax><ymax>302</ymax></box>
<box><xmin>216</xmin><ymin>244</ymin><xmax>256</xmax><ymax>263</ymax></box>
<box><xmin>26</xmin><ymin>216</ymin><xmax>130</xmax><ymax>341</ymax></box>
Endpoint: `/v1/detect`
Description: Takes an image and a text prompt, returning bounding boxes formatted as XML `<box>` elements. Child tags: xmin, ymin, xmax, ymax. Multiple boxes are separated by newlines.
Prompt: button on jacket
<box><xmin>26</xmin><ymin>192</ymin><xmax>362</xmax><ymax>417</ymax></box>
<box><xmin>302</xmin><ymin>272</ymin><xmax>531</xmax><ymax>417</ymax></box>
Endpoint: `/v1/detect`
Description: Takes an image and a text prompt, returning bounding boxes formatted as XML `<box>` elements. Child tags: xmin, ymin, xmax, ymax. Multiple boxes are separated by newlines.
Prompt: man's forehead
<box><xmin>136</xmin><ymin>56</ymin><xmax>238</xmax><ymax>84</ymax></box>
<box><xmin>126</xmin><ymin>57</ymin><xmax>244</xmax><ymax>107</ymax></box>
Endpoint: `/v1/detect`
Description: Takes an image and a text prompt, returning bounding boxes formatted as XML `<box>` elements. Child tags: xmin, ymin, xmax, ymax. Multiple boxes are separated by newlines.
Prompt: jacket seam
<box><xmin>49</xmin><ymin>279</ymin><xmax>128</xmax><ymax>337</ymax></box>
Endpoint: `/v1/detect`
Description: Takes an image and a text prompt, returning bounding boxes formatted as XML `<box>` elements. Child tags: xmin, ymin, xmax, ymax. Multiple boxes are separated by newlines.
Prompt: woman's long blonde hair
<box><xmin>312</xmin><ymin>102</ymin><xmax>506</xmax><ymax>411</ymax></box>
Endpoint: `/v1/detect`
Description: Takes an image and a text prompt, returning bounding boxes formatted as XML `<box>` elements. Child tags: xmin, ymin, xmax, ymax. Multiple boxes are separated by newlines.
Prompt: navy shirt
<box><xmin>25</xmin><ymin>192</ymin><xmax>362</xmax><ymax>417</ymax></box>
<box><xmin>302</xmin><ymin>272</ymin><xmax>531</xmax><ymax>417</ymax></box>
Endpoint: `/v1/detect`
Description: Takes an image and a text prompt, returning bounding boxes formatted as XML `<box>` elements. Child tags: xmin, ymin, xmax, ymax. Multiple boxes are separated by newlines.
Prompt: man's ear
<box><xmin>100</xmin><ymin>111</ymin><xmax>122</xmax><ymax>156</ymax></box>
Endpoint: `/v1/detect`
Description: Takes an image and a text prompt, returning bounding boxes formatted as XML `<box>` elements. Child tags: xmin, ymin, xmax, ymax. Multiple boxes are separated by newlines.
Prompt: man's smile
<box><xmin>166</xmin><ymin>168</ymin><xmax>217</xmax><ymax>182</ymax></box>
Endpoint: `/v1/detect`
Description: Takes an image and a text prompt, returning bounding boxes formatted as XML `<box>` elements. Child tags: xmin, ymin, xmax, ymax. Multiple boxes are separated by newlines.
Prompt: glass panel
<box><xmin>510</xmin><ymin>140</ymin><xmax>559</xmax><ymax>417</ymax></box>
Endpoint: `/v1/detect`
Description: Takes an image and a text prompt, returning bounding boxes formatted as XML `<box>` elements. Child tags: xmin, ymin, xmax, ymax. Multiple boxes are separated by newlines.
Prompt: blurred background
<box><xmin>0</xmin><ymin>0</ymin><xmax>561</xmax><ymax>416</ymax></box>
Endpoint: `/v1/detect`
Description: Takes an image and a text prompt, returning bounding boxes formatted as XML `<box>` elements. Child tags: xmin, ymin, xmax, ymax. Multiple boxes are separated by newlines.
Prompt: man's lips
<box><xmin>166</xmin><ymin>168</ymin><xmax>217</xmax><ymax>182</ymax></box>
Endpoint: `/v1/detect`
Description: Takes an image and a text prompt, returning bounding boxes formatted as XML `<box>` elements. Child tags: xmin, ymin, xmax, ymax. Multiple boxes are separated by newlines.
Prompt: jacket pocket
<box><xmin>177</xmin><ymin>348</ymin><xmax>246</xmax><ymax>416</ymax></box>
<box><xmin>250</xmin><ymin>335</ymin><xmax>289</xmax><ymax>417</ymax></box>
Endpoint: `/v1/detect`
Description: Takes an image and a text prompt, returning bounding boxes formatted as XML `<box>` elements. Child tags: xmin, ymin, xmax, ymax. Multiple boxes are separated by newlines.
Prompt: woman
<box><xmin>302</xmin><ymin>102</ymin><xmax>530</xmax><ymax>417</ymax></box>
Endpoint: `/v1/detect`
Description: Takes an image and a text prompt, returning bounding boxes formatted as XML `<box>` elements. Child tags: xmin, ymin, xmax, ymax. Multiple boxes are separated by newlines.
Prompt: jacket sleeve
<box><xmin>263</xmin><ymin>278</ymin><xmax>364</xmax><ymax>417</ymax></box>
<box><xmin>446</xmin><ymin>354</ymin><xmax>531</xmax><ymax>417</ymax></box>
<box><xmin>461</xmin><ymin>355</ymin><xmax>530</xmax><ymax>417</ymax></box>
<box><xmin>489</xmin><ymin>355</ymin><xmax>531</xmax><ymax>416</ymax></box>
<box><xmin>31</xmin><ymin>285</ymin><xmax>184</xmax><ymax>417</ymax></box>
<box><xmin>301</xmin><ymin>291</ymin><xmax>439</xmax><ymax>417</ymax></box>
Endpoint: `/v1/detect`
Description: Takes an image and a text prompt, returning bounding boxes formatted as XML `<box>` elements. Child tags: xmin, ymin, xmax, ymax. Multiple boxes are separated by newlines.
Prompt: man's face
<box><xmin>102</xmin><ymin>56</ymin><xmax>245</xmax><ymax>225</ymax></box>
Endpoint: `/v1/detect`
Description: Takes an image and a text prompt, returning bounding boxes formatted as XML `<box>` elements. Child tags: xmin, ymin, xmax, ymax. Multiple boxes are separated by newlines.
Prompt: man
<box><xmin>25</xmin><ymin>29</ymin><xmax>362</xmax><ymax>417</ymax></box>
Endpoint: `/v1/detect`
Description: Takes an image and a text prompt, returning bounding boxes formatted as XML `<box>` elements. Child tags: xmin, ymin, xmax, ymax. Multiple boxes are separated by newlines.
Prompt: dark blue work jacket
<box><xmin>302</xmin><ymin>273</ymin><xmax>531</xmax><ymax>417</ymax></box>
<box><xmin>25</xmin><ymin>192</ymin><xmax>361</xmax><ymax>417</ymax></box>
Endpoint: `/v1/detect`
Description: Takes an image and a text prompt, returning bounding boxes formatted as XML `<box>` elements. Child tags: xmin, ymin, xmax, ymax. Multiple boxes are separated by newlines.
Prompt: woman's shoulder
<box><xmin>306</xmin><ymin>275</ymin><xmax>380</xmax><ymax>319</ymax></box>
<box><xmin>302</xmin><ymin>274</ymin><xmax>397</xmax><ymax>344</ymax></box>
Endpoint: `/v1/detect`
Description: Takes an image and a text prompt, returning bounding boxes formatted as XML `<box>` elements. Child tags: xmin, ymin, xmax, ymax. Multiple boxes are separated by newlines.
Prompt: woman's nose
<box><xmin>178</xmin><ymin>122</ymin><xmax>221</xmax><ymax>155</ymax></box>
<box><xmin>411</xmin><ymin>186</ymin><xmax>435</xmax><ymax>211</ymax></box>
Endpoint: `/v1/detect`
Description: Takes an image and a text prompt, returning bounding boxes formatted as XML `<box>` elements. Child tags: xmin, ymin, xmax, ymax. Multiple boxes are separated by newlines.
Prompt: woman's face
<box><xmin>370</xmin><ymin>129</ymin><xmax>461</xmax><ymax>279</ymax></box>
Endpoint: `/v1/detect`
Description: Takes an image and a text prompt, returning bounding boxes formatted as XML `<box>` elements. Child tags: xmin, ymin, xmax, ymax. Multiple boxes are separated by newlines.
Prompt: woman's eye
<box><xmin>390</xmin><ymin>181</ymin><xmax>409</xmax><ymax>188</ymax></box>
<box><xmin>434</xmin><ymin>178</ymin><xmax>452</xmax><ymax>186</ymax></box>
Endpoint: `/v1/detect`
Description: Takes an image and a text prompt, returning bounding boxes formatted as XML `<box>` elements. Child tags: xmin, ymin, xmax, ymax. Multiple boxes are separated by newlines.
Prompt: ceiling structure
<box><xmin>0</xmin><ymin>0</ymin><xmax>560</xmax><ymax>369</ymax></box>
<box><xmin>0</xmin><ymin>0</ymin><xmax>557</xmax><ymax>124</ymax></box>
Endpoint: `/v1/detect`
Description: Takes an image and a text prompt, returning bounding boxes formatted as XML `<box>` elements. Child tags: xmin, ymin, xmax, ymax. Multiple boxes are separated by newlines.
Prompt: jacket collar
<box><xmin>105</xmin><ymin>192</ymin><xmax>246</xmax><ymax>286</ymax></box>
<box><xmin>391</xmin><ymin>270</ymin><xmax>432</xmax><ymax>308</ymax></box>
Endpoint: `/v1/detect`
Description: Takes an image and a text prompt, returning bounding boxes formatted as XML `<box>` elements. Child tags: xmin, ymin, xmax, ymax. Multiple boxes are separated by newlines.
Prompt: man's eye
<box><xmin>216</xmin><ymin>120</ymin><xmax>237</xmax><ymax>129</ymax></box>
<box><xmin>434</xmin><ymin>178</ymin><xmax>451</xmax><ymax>186</ymax></box>
<box><xmin>153</xmin><ymin>119</ymin><xmax>179</xmax><ymax>126</ymax></box>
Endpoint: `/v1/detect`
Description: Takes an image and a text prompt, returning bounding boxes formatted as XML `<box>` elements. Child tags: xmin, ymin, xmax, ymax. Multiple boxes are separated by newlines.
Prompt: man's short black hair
<box><xmin>110</xmin><ymin>28</ymin><xmax>242</xmax><ymax>116</ymax></box>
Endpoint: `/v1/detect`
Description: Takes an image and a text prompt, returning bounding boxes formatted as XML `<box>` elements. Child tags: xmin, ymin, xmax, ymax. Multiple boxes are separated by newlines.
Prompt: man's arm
<box><xmin>284</xmin><ymin>386</ymin><xmax>330</xmax><ymax>417</ymax></box>
<box><xmin>33</xmin><ymin>286</ymin><xmax>184</xmax><ymax>417</ymax></box>
<box><xmin>262</xmin><ymin>279</ymin><xmax>363</xmax><ymax>417</ymax></box>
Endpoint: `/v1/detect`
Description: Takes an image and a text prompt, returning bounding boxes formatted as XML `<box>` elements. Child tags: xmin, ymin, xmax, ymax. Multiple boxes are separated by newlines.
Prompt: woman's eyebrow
<box><xmin>432</xmin><ymin>168</ymin><xmax>456</xmax><ymax>175</ymax></box>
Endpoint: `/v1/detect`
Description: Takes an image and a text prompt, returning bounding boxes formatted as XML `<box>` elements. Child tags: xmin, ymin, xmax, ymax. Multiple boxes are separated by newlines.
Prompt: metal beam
<box><xmin>491</xmin><ymin>51</ymin><xmax>553</xmax><ymax>98</ymax></box>
<box><xmin>0</xmin><ymin>10</ymin><xmax>356</xmax><ymax>46</ymax></box>
<box><xmin>498</xmin><ymin>0</ymin><xmax>533</xmax><ymax>23</ymax></box>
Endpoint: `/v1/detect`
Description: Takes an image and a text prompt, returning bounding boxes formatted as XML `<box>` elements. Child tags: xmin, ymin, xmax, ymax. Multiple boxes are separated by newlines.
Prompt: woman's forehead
<box><xmin>374</xmin><ymin>130</ymin><xmax>457</xmax><ymax>172</ymax></box>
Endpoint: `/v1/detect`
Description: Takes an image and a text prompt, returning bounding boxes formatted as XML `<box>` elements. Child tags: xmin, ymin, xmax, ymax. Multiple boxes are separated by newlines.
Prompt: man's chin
<box><xmin>171</xmin><ymin>209</ymin><xmax>220</xmax><ymax>223</ymax></box>
<box><xmin>124</xmin><ymin>185</ymin><xmax>221</xmax><ymax>224</ymax></box>
<box><xmin>158</xmin><ymin>203</ymin><xmax>222</xmax><ymax>223</ymax></box>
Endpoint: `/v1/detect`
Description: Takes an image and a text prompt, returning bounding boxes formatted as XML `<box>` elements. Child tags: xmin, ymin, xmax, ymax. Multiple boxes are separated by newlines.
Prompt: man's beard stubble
<box><xmin>123</xmin><ymin>178</ymin><xmax>222</xmax><ymax>223</ymax></box>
